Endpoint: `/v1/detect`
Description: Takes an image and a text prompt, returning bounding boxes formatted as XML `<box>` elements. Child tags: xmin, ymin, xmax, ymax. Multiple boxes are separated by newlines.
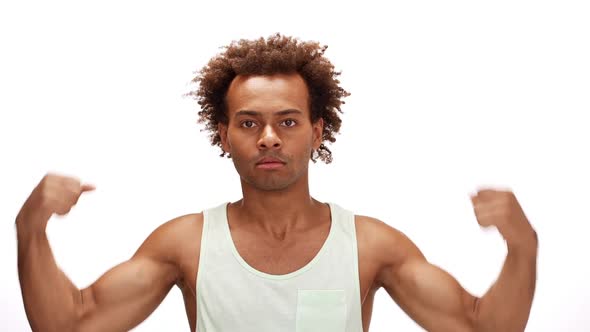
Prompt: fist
<box><xmin>470</xmin><ymin>189</ymin><xmax>536</xmax><ymax>246</ymax></box>
<box><xmin>16</xmin><ymin>173</ymin><xmax>95</xmax><ymax>232</ymax></box>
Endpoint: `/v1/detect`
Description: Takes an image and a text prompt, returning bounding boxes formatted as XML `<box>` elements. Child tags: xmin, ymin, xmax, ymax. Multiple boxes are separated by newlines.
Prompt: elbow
<box><xmin>30</xmin><ymin>318</ymin><xmax>79</xmax><ymax>332</ymax></box>
<box><xmin>470</xmin><ymin>297</ymin><xmax>526</xmax><ymax>332</ymax></box>
<box><xmin>45</xmin><ymin>300</ymin><xmax>86</xmax><ymax>332</ymax></box>
<box><xmin>56</xmin><ymin>316</ymin><xmax>84</xmax><ymax>332</ymax></box>
<box><xmin>470</xmin><ymin>296</ymin><xmax>488</xmax><ymax>332</ymax></box>
<box><xmin>26</xmin><ymin>306</ymin><xmax>82</xmax><ymax>332</ymax></box>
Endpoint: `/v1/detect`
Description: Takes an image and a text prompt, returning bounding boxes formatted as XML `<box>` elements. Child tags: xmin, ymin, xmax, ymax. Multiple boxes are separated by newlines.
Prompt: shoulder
<box><xmin>354</xmin><ymin>214</ymin><xmax>410</xmax><ymax>256</ymax></box>
<box><xmin>153</xmin><ymin>212</ymin><xmax>204</xmax><ymax>239</ymax></box>
<box><xmin>354</xmin><ymin>214</ymin><xmax>425</xmax><ymax>286</ymax></box>
<box><xmin>134</xmin><ymin>212</ymin><xmax>204</xmax><ymax>266</ymax></box>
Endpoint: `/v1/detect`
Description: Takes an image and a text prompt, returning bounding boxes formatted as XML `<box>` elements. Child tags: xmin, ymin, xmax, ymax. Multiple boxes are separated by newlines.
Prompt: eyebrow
<box><xmin>234</xmin><ymin>109</ymin><xmax>303</xmax><ymax>118</ymax></box>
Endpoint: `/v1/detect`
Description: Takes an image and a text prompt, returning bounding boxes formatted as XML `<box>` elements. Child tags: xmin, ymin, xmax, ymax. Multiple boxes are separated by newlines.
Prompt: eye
<box><xmin>281</xmin><ymin>119</ymin><xmax>297</xmax><ymax>127</ymax></box>
<box><xmin>240</xmin><ymin>120</ymin><xmax>257</xmax><ymax>128</ymax></box>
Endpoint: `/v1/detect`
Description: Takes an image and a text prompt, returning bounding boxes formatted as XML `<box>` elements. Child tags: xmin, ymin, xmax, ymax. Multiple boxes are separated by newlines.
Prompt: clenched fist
<box><xmin>15</xmin><ymin>173</ymin><xmax>95</xmax><ymax>234</ymax></box>
<box><xmin>470</xmin><ymin>189</ymin><xmax>537</xmax><ymax>249</ymax></box>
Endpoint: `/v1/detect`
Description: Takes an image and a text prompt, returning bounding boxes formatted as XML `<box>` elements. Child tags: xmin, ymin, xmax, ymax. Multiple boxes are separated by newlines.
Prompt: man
<box><xmin>16</xmin><ymin>34</ymin><xmax>538</xmax><ymax>332</ymax></box>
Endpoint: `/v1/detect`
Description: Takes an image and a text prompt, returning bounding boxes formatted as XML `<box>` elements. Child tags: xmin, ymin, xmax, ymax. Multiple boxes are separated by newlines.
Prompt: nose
<box><xmin>257</xmin><ymin>124</ymin><xmax>282</xmax><ymax>150</ymax></box>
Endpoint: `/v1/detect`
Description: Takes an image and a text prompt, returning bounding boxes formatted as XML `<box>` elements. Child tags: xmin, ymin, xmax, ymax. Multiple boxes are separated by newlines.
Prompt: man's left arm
<box><xmin>470</xmin><ymin>189</ymin><xmax>538</xmax><ymax>331</ymax></box>
<box><xmin>375</xmin><ymin>189</ymin><xmax>538</xmax><ymax>332</ymax></box>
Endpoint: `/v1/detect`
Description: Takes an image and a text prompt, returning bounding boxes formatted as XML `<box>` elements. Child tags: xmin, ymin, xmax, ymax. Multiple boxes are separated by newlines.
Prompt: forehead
<box><xmin>225</xmin><ymin>73</ymin><xmax>310</xmax><ymax>116</ymax></box>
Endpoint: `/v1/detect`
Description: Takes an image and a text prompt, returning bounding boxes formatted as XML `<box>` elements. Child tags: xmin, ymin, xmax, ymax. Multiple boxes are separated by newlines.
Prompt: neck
<box><xmin>231</xmin><ymin>172</ymin><xmax>325</xmax><ymax>234</ymax></box>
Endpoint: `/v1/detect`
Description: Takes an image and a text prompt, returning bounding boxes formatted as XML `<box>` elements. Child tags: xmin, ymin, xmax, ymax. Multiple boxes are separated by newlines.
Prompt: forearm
<box><xmin>474</xmin><ymin>231</ymin><xmax>538</xmax><ymax>332</ymax></box>
<box><xmin>17</xmin><ymin>221</ymin><xmax>82</xmax><ymax>332</ymax></box>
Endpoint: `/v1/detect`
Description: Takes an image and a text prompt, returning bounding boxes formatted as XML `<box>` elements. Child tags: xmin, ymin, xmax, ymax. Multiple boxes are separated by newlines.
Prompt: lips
<box><xmin>256</xmin><ymin>157</ymin><xmax>285</xmax><ymax>165</ymax></box>
<box><xmin>255</xmin><ymin>156</ymin><xmax>286</xmax><ymax>170</ymax></box>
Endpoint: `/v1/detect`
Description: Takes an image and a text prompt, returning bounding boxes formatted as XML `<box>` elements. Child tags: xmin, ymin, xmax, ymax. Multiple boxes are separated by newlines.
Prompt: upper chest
<box><xmin>177</xmin><ymin>214</ymin><xmax>385</xmax><ymax>303</ymax></box>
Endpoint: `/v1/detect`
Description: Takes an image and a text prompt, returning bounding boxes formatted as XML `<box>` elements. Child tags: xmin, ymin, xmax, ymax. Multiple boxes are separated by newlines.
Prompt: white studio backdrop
<box><xmin>1</xmin><ymin>0</ymin><xmax>589</xmax><ymax>331</ymax></box>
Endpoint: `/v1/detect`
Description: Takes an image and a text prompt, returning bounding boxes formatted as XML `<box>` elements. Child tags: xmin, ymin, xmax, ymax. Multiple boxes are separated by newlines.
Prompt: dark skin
<box><xmin>16</xmin><ymin>73</ymin><xmax>537</xmax><ymax>332</ymax></box>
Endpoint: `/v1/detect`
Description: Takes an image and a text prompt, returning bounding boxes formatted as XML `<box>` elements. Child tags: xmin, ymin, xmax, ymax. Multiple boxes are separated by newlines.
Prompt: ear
<box><xmin>218</xmin><ymin>122</ymin><xmax>231</xmax><ymax>153</ymax></box>
<box><xmin>312</xmin><ymin>117</ymin><xmax>324</xmax><ymax>150</ymax></box>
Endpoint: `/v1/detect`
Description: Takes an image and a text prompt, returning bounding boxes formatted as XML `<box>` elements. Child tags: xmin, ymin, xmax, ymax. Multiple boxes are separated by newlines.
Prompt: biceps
<box><xmin>77</xmin><ymin>257</ymin><xmax>177</xmax><ymax>332</ymax></box>
<box><xmin>384</xmin><ymin>260</ymin><xmax>478</xmax><ymax>331</ymax></box>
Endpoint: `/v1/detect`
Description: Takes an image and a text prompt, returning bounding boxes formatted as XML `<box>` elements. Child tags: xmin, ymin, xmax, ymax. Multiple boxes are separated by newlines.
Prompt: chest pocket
<box><xmin>295</xmin><ymin>289</ymin><xmax>346</xmax><ymax>332</ymax></box>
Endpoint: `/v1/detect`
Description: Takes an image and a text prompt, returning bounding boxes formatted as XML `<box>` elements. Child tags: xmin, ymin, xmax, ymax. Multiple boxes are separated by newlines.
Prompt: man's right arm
<box><xmin>16</xmin><ymin>173</ymin><xmax>181</xmax><ymax>332</ymax></box>
<box><xmin>17</xmin><ymin>213</ymin><xmax>181</xmax><ymax>332</ymax></box>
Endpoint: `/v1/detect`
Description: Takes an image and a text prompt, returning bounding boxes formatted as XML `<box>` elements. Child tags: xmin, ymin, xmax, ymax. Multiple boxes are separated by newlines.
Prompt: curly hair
<box><xmin>187</xmin><ymin>33</ymin><xmax>350</xmax><ymax>164</ymax></box>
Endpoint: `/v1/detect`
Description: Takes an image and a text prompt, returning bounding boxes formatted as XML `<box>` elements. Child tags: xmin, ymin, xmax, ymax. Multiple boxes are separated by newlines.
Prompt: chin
<box><xmin>240</xmin><ymin>172</ymin><xmax>296</xmax><ymax>191</ymax></box>
<box><xmin>251</xmin><ymin>178</ymin><xmax>294</xmax><ymax>191</ymax></box>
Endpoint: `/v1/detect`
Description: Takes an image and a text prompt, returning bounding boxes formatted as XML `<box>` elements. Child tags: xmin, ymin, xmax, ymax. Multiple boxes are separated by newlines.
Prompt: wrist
<box><xmin>15</xmin><ymin>210</ymin><xmax>51</xmax><ymax>238</ymax></box>
<box><xmin>505</xmin><ymin>227</ymin><xmax>538</xmax><ymax>256</ymax></box>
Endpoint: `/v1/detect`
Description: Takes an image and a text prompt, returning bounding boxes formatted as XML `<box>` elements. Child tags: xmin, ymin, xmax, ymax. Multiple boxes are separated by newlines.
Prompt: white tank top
<box><xmin>196</xmin><ymin>202</ymin><xmax>364</xmax><ymax>332</ymax></box>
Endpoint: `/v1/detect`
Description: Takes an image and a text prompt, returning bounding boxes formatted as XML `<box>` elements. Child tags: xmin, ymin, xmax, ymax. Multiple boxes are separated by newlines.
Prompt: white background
<box><xmin>1</xmin><ymin>0</ymin><xmax>589</xmax><ymax>331</ymax></box>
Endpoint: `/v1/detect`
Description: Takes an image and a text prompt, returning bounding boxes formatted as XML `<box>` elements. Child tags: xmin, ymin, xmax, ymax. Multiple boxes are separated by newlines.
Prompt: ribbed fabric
<box><xmin>196</xmin><ymin>202</ymin><xmax>363</xmax><ymax>332</ymax></box>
